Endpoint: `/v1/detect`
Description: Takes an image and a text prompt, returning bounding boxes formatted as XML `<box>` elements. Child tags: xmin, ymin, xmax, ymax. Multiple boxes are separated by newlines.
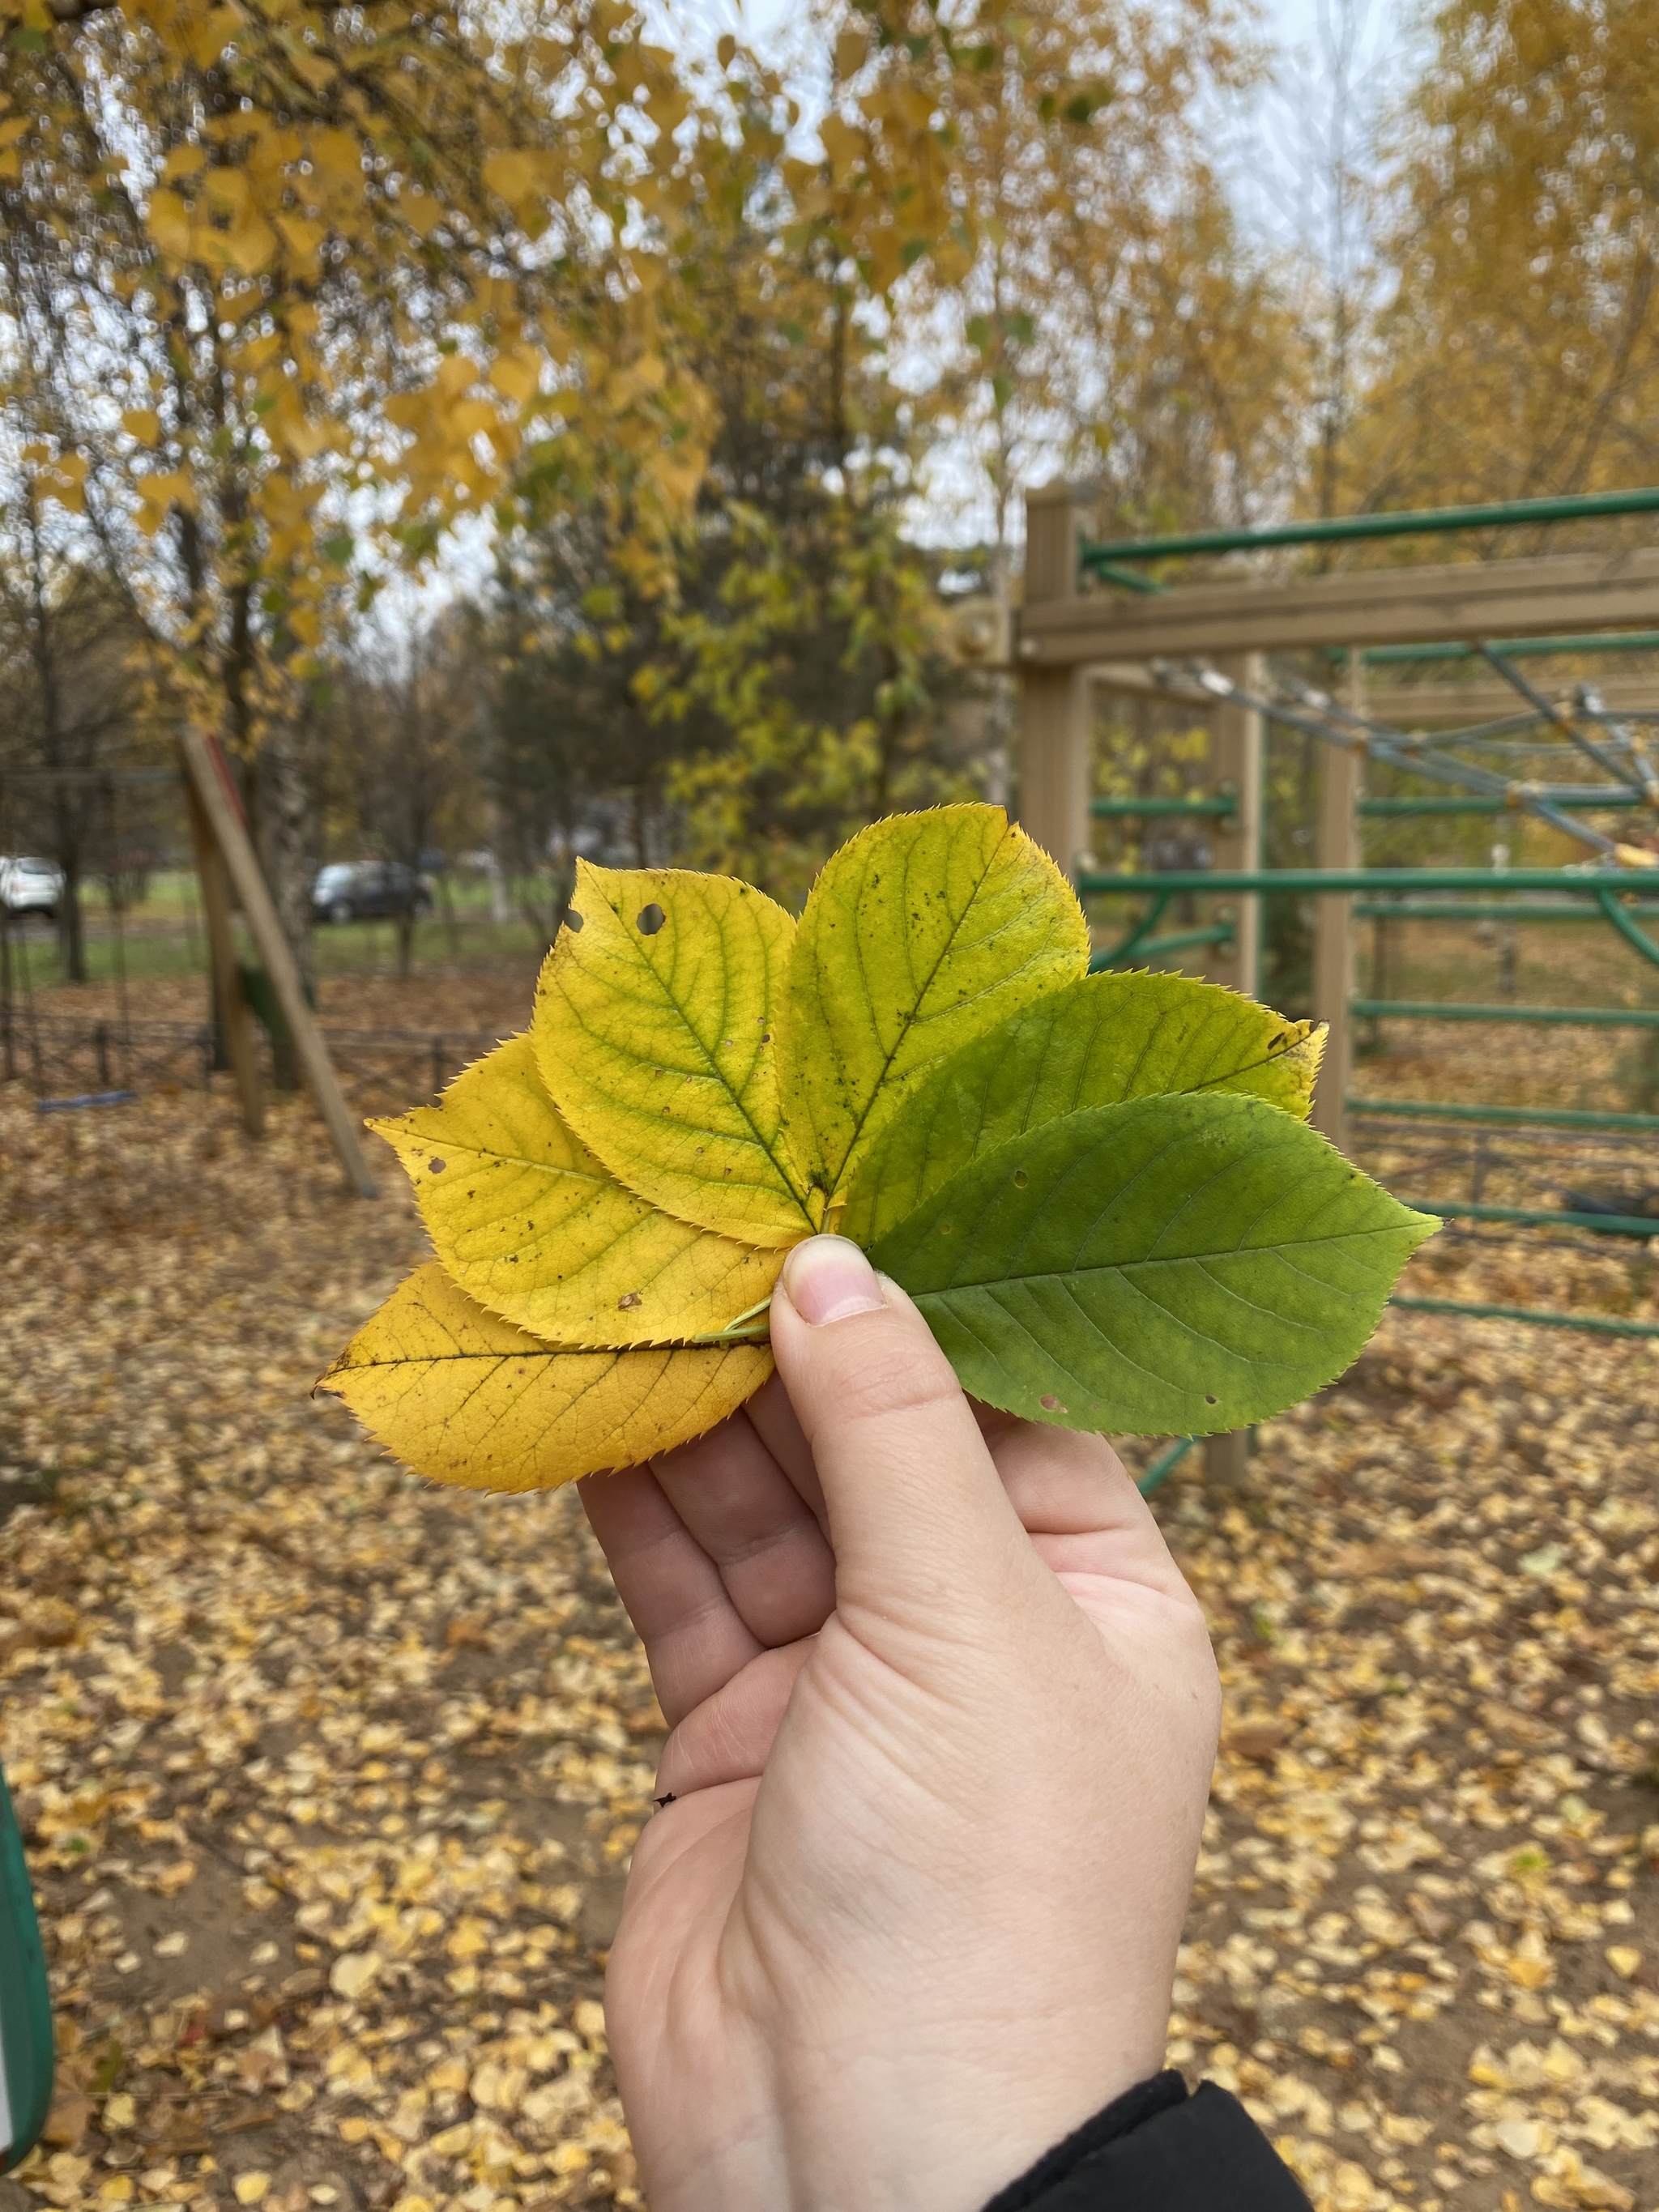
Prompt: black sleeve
<box><xmin>982</xmin><ymin>2071</ymin><xmax>1316</xmax><ymax>2212</ymax></box>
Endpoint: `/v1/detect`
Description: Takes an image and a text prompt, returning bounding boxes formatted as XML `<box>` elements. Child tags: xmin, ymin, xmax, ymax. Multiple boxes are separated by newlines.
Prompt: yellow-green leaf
<box><xmin>317</xmin><ymin>1263</ymin><xmax>772</xmax><ymax>1493</ymax></box>
<box><xmin>369</xmin><ymin>1034</ymin><xmax>781</xmax><ymax>1346</ymax></box>
<box><xmin>839</xmin><ymin>973</ymin><xmax>1325</xmax><ymax>1248</ymax></box>
<box><xmin>779</xmin><ymin>804</ymin><xmax>1090</xmax><ymax>1213</ymax></box>
<box><xmin>533</xmin><ymin>860</ymin><xmax>815</xmax><ymax>1247</ymax></box>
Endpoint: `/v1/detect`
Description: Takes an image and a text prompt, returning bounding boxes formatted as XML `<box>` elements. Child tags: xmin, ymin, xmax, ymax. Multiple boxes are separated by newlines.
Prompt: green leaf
<box><xmin>838</xmin><ymin>971</ymin><xmax>1324</xmax><ymax>1247</ymax></box>
<box><xmin>779</xmin><ymin>803</ymin><xmax>1089</xmax><ymax>1213</ymax></box>
<box><xmin>534</xmin><ymin>859</ymin><xmax>816</xmax><ymax>1247</ymax></box>
<box><xmin>869</xmin><ymin>1093</ymin><xmax>1436</xmax><ymax>1437</ymax></box>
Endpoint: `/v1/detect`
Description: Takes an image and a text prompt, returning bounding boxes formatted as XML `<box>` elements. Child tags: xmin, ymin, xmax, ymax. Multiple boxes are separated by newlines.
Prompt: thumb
<box><xmin>770</xmin><ymin>1235</ymin><xmax>1029</xmax><ymax>1625</ymax></box>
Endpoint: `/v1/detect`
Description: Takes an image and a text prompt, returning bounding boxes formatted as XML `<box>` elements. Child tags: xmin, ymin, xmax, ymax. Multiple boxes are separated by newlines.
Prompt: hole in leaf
<box><xmin>565</xmin><ymin>908</ymin><xmax>584</xmax><ymax>932</ymax></box>
<box><xmin>1040</xmin><ymin>1394</ymin><xmax>1063</xmax><ymax>1413</ymax></box>
<box><xmin>637</xmin><ymin>903</ymin><xmax>666</xmax><ymax>936</ymax></box>
<box><xmin>1205</xmin><ymin>1394</ymin><xmax>1218</xmax><ymax>1405</ymax></box>
<box><xmin>428</xmin><ymin>1157</ymin><xmax>446</xmax><ymax>1174</ymax></box>
<box><xmin>1013</xmin><ymin>1168</ymin><xmax>1029</xmax><ymax>1188</ymax></box>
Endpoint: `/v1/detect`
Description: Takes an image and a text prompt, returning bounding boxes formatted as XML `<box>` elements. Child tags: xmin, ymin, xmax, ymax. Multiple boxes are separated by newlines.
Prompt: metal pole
<box><xmin>1081</xmin><ymin>484</ymin><xmax>1659</xmax><ymax>569</ymax></box>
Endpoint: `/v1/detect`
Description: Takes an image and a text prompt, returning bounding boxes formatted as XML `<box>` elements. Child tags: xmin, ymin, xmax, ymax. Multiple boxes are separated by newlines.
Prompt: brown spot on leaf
<box><xmin>617</xmin><ymin>1292</ymin><xmax>642</xmax><ymax>1311</ymax></box>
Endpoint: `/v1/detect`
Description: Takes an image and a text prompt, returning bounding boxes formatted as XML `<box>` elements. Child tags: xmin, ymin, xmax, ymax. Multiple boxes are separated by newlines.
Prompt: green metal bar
<box><xmin>1359</xmin><ymin>792</ymin><xmax>1649</xmax><ymax>814</ymax></box>
<box><xmin>1090</xmin><ymin>924</ymin><xmax>1233</xmax><ymax>970</ymax></box>
<box><xmin>1088</xmin><ymin>886</ymin><xmax>1173</xmax><ymax>967</ymax></box>
<box><xmin>1389</xmin><ymin>1295</ymin><xmax>1659</xmax><ymax>1340</ymax></box>
<box><xmin>1368</xmin><ymin>629</ymin><xmax>1659</xmax><ymax>666</ymax></box>
<box><xmin>0</xmin><ymin>1765</ymin><xmax>54</xmax><ymax>2175</ymax></box>
<box><xmin>1092</xmin><ymin>561</ymin><xmax>1170</xmax><ymax>595</ymax></box>
<box><xmin>1137</xmin><ymin>1435</ymin><xmax>1197</xmax><ymax>1498</ymax></box>
<box><xmin>1404</xmin><ymin>1198</ymin><xmax>1659</xmax><ymax>1238</ymax></box>
<box><xmin>1092</xmin><ymin>794</ymin><xmax>1237</xmax><ymax>818</ymax></box>
<box><xmin>1350</xmin><ymin>1096</ymin><xmax>1659</xmax><ymax>1134</ymax></box>
<box><xmin>1075</xmin><ymin>867</ymin><xmax>1659</xmax><ymax>895</ymax></box>
<box><xmin>1080</xmin><ymin>486</ymin><xmax>1659</xmax><ymax>569</ymax></box>
<box><xmin>1355</xmin><ymin>999</ymin><xmax>1659</xmax><ymax>1029</ymax></box>
<box><xmin>1597</xmin><ymin>886</ymin><xmax>1659</xmax><ymax>968</ymax></box>
<box><xmin>1355</xmin><ymin>899</ymin><xmax>1659</xmax><ymax>921</ymax></box>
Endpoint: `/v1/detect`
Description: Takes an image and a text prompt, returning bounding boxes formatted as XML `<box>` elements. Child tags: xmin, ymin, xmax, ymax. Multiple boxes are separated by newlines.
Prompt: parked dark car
<box><xmin>312</xmin><ymin>862</ymin><xmax>433</xmax><ymax>924</ymax></box>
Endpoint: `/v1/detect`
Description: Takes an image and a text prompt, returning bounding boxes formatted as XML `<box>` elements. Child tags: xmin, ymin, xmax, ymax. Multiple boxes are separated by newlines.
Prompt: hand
<box><xmin>579</xmin><ymin>1235</ymin><xmax>1221</xmax><ymax>2212</ymax></box>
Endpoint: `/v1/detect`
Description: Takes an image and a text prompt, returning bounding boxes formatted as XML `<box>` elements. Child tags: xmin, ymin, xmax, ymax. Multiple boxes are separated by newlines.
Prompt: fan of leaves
<box><xmin>320</xmin><ymin>807</ymin><xmax>1435</xmax><ymax>1488</ymax></box>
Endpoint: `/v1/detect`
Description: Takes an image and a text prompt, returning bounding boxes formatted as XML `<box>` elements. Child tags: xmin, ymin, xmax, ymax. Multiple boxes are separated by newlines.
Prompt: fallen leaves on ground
<box><xmin>2</xmin><ymin>1046</ymin><xmax>1657</xmax><ymax>2212</ymax></box>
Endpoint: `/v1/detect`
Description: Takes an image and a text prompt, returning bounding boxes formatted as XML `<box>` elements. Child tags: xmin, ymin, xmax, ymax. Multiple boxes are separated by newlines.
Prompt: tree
<box><xmin>490</xmin><ymin>91</ymin><xmax>979</xmax><ymax>910</ymax></box>
<box><xmin>335</xmin><ymin>603</ymin><xmax>487</xmax><ymax>978</ymax></box>
<box><xmin>886</xmin><ymin>0</ymin><xmax>1304</xmax><ymax>582</ymax></box>
<box><xmin>0</xmin><ymin>0</ymin><xmax>731</xmax><ymax>982</ymax></box>
<box><xmin>1358</xmin><ymin>0</ymin><xmax>1659</xmax><ymax>511</ymax></box>
<box><xmin>0</xmin><ymin>455</ymin><xmax>147</xmax><ymax>983</ymax></box>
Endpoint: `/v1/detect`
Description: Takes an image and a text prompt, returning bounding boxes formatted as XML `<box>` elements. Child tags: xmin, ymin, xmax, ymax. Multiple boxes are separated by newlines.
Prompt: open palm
<box><xmin>579</xmin><ymin>1245</ymin><xmax>1221</xmax><ymax>2212</ymax></box>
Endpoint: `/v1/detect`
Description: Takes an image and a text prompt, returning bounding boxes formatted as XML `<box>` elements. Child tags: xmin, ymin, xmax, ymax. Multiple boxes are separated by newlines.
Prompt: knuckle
<box><xmin>804</xmin><ymin>1311</ymin><xmax>962</xmax><ymax>1430</ymax></box>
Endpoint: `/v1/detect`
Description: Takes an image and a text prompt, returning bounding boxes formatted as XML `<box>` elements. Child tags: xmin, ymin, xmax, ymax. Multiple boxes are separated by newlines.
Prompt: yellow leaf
<box><xmin>369</xmin><ymin>1034</ymin><xmax>781</xmax><ymax>1345</ymax></box>
<box><xmin>275</xmin><ymin>211</ymin><xmax>325</xmax><ymax>267</ymax></box>
<box><xmin>225</xmin><ymin>215</ymin><xmax>278</xmax><ymax>276</ymax></box>
<box><xmin>183</xmin><ymin>6</ymin><xmax>237</xmax><ymax>71</ymax></box>
<box><xmin>435</xmin><ymin>352</ymin><xmax>481</xmax><ymax>401</ymax></box>
<box><xmin>534</xmin><ymin>861</ymin><xmax>815</xmax><ymax>1247</ymax></box>
<box><xmin>779</xmin><ymin>804</ymin><xmax>1090</xmax><ymax>1210</ymax></box>
<box><xmin>317</xmin><ymin>1263</ymin><xmax>771</xmax><ymax>1491</ymax></box>
<box><xmin>146</xmin><ymin>188</ymin><xmax>193</xmax><ymax>262</ymax></box>
<box><xmin>482</xmin><ymin>150</ymin><xmax>551</xmax><ymax>209</ymax></box>
<box><xmin>135</xmin><ymin>470</ymin><xmax>194</xmax><ymax>511</ymax></box>
<box><xmin>488</xmin><ymin>347</ymin><xmax>541</xmax><ymax>406</ymax></box>
<box><xmin>122</xmin><ymin>408</ymin><xmax>161</xmax><ymax>445</ymax></box>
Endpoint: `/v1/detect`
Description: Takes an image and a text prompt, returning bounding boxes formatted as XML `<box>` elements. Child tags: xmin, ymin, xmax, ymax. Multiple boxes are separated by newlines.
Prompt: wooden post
<box><xmin>186</xmin><ymin>776</ymin><xmax>265</xmax><ymax>1139</ymax></box>
<box><xmin>1205</xmin><ymin>1429</ymin><xmax>1249</xmax><ymax>1490</ymax></box>
<box><xmin>1201</xmin><ymin>652</ymin><xmax>1265</xmax><ymax>996</ymax></box>
<box><xmin>1017</xmin><ymin>483</ymin><xmax>1096</xmax><ymax>875</ymax></box>
<box><xmin>1310</xmin><ymin>652</ymin><xmax>1363</xmax><ymax>1153</ymax></box>
<box><xmin>179</xmin><ymin>728</ymin><xmax>377</xmax><ymax>1197</ymax></box>
<box><xmin>1202</xmin><ymin>652</ymin><xmax>1265</xmax><ymax>1490</ymax></box>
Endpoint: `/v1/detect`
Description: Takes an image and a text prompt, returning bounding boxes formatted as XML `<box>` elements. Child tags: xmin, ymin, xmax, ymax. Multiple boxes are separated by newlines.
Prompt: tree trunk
<box><xmin>249</xmin><ymin>714</ymin><xmax>318</xmax><ymax>999</ymax></box>
<box><xmin>58</xmin><ymin>857</ymin><xmax>87</xmax><ymax>984</ymax></box>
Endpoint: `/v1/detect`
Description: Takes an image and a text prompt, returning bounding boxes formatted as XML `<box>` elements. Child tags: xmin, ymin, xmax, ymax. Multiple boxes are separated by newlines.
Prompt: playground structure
<box><xmin>1016</xmin><ymin>482</ymin><xmax>1659</xmax><ymax>1485</ymax></box>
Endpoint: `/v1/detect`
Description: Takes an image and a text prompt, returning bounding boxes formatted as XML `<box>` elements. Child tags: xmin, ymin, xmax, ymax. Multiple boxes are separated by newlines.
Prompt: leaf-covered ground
<box><xmin>2</xmin><ymin>1065</ymin><xmax>1657</xmax><ymax>2212</ymax></box>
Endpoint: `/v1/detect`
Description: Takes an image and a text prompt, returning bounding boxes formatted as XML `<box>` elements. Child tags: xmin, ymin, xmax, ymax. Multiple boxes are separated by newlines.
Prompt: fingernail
<box><xmin>781</xmin><ymin>1235</ymin><xmax>887</xmax><ymax>1326</ymax></box>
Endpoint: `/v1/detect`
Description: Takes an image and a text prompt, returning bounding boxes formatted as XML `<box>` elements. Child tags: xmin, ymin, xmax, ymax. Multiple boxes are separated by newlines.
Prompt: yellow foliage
<box><xmin>533</xmin><ymin>860</ymin><xmax>816</xmax><ymax>1247</ymax></box>
<box><xmin>317</xmin><ymin>1264</ymin><xmax>772</xmax><ymax>1491</ymax></box>
<box><xmin>370</xmin><ymin>1034</ymin><xmax>782</xmax><ymax>1346</ymax></box>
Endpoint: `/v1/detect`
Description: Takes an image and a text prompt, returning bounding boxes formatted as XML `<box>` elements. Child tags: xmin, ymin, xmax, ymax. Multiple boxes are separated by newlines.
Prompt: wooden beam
<box><xmin>1018</xmin><ymin>548</ymin><xmax>1659</xmax><ymax>665</ymax></box>
<box><xmin>185</xmin><ymin>776</ymin><xmax>265</xmax><ymax>1139</ymax></box>
<box><xmin>1017</xmin><ymin>484</ymin><xmax>1097</xmax><ymax>872</ymax></box>
<box><xmin>179</xmin><ymin>728</ymin><xmax>377</xmax><ymax>1198</ymax></box>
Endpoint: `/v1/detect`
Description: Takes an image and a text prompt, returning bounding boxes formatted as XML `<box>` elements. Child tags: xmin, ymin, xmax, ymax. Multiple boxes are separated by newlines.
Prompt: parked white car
<box><xmin>0</xmin><ymin>856</ymin><xmax>65</xmax><ymax>918</ymax></box>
